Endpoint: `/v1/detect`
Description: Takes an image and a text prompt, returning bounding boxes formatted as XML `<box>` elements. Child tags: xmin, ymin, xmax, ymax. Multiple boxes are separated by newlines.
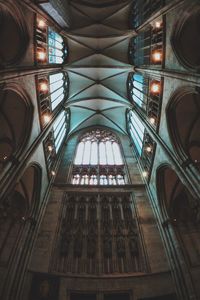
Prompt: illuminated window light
<box><xmin>43</xmin><ymin>114</ymin><xmax>51</xmax><ymax>123</ymax></box>
<box><xmin>37</xmin><ymin>19</ymin><xmax>46</xmax><ymax>29</ymax></box>
<box><xmin>150</xmin><ymin>81</ymin><xmax>161</xmax><ymax>94</ymax></box>
<box><xmin>152</xmin><ymin>50</ymin><xmax>162</xmax><ymax>63</ymax></box>
<box><xmin>149</xmin><ymin>117</ymin><xmax>156</xmax><ymax>125</ymax></box>
<box><xmin>155</xmin><ymin>21</ymin><xmax>162</xmax><ymax>29</ymax></box>
<box><xmin>142</xmin><ymin>171</ymin><xmax>148</xmax><ymax>178</ymax></box>
<box><xmin>40</xmin><ymin>82</ymin><xmax>48</xmax><ymax>93</ymax></box>
<box><xmin>48</xmin><ymin>145</ymin><xmax>53</xmax><ymax>152</ymax></box>
<box><xmin>37</xmin><ymin>50</ymin><xmax>46</xmax><ymax>61</ymax></box>
<box><xmin>146</xmin><ymin>146</ymin><xmax>152</xmax><ymax>153</ymax></box>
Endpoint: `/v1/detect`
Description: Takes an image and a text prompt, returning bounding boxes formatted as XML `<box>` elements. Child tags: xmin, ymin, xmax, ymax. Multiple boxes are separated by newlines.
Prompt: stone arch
<box><xmin>0</xmin><ymin>164</ymin><xmax>42</xmax><ymax>264</ymax></box>
<box><xmin>0</xmin><ymin>2</ymin><xmax>29</xmax><ymax>66</ymax></box>
<box><xmin>156</xmin><ymin>165</ymin><xmax>200</xmax><ymax>265</ymax></box>
<box><xmin>166</xmin><ymin>87</ymin><xmax>200</xmax><ymax>170</ymax></box>
<box><xmin>171</xmin><ymin>4</ymin><xmax>200</xmax><ymax>70</ymax></box>
<box><xmin>0</xmin><ymin>84</ymin><xmax>33</xmax><ymax>169</ymax></box>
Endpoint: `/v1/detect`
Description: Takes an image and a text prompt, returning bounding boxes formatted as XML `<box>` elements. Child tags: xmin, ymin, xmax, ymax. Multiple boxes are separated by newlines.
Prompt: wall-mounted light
<box><xmin>43</xmin><ymin>114</ymin><xmax>51</xmax><ymax>123</ymax></box>
<box><xmin>146</xmin><ymin>146</ymin><xmax>152</xmax><ymax>153</ymax></box>
<box><xmin>142</xmin><ymin>171</ymin><xmax>148</xmax><ymax>178</ymax></box>
<box><xmin>37</xmin><ymin>19</ymin><xmax>46</xmax><ymax>29</ymax></box>
<box><xmin>40</xmin><ymin>82</ymin><xmax>48</xmax><ymax>93</ymax></box>
<box><xmin>37</xmin><ymin>50</ymin><xmax>46</xmax><ymax>61</ymax></box>
<box><xmin>48</xmin><ymin>145</ymin><xmax>53</xmax><ymax>152</ymax></box>
<box><xmin>150</xmin><ymin>81</ymin><xmax>161</xmax><ymax>94</ymax></box>
<box><xmin>149</xmin><ymin>117</ymin><xmax>156</xmax><ymax>125</ymax></box>
<box><xmin>152</xmin><ymin>50</ymin><xmax>162</xmax><ymax>63</ymax></box>
<box><xmin>155</xmin><ymin>21</ymin><xmax>162</xmax><ymax>29</ymax></box>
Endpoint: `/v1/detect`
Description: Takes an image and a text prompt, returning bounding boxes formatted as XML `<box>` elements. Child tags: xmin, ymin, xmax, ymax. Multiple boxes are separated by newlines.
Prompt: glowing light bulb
<box><xmin>43</xmin><ymin>114</ymin><xmax>51</xmax><ymax>123</ymax></box>
<box><xmin>146</xmin><ymin>146</ymin><xmax>152</xmax><ymax>153</ymax></box>
<box><xmin>37</xmin><ymin>51</ymin><xmax>46</xmax><ymax>61</ymax></box>
<box><xmin>149</xmin><ymin>117</ymin><xmax>155</xmax><ymax>125</ymax></box>
<box><xmin>150</xmin><ymin>82</ymin><xmax>160</xmax><ymax>94</ymax></box>
<box><xmin>40</xmin><ymin>82</ymin><xmax>48</xmax><ymax>92</ymax></box>
<box><xmin>51</xmin><ymin>171</ymin><xmax>56</xmax><ymax>176</ymax></box>
<box><xmin>48</xmin><ymin>145</ymin><xmax>53</xmax><ymax>152</ymax></box>
<box><xmin>152</xmin><ymin>50</ymin><xmax>162</xmax><ymax>63</ymax></box>
<box><xmin>38</xmin><ymin>19</ymin><xmax>46</xmax><ymax>29</ymax></box>
<box><xmin>142</xmin><ymin>171</ymin><xmax>148</xmax><ymax>178</ymax></box>
<box><xmin>155</xmin><ymin>21</ymin><xmax>162</xmax><ymax>29</ymax></box>
<box><xmin>3</xmin><ymin>156</ymin><xmax>8</xmax><ymax>160</ymax></box>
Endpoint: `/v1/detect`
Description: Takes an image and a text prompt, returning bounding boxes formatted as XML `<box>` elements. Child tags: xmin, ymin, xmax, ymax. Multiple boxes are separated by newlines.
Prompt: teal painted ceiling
<box><xmin>64</xmin><ymin>0</ymin><xmax>135</xmax><ymax>136</ymax></box>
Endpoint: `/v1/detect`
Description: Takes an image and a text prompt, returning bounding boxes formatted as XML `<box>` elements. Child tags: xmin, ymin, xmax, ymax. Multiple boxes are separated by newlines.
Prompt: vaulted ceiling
<box><xmin>64</xmin><ymin>0</ymin><xmax>135</xmax><ymax>136</ymax></box>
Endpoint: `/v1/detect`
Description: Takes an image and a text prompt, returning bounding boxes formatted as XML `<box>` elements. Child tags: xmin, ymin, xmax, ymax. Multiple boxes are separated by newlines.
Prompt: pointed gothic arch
<box><xmin>0</xmin><ymin>164</ymin><xmax>42</xmax><ymax>264</ymax></box>
<box><xmin>156</xmin><ymin>165</ymin><xmax>200</xmax><ymax>266</ymax></box>
<box><xmin>0</xmin><ymin>2</ymin><xmax>29</xmax><ymax>66</ymax></box>
<box><xmin>0</xmin><ymin>84</ymin><xmax>33</xmax><ymax>171</ymax></box>
<box><xmin>171</xmin><ymin>4</ymin><xmax>200</xmax><ymax>70</ymax></box>
<box><xmin>167</xmin><ymin>87</ymin><xmax>200</xmax><ymax>171</ymax></box>
<box><xmin>71</xmin><ymin>128</ymin><xmax>126</xmax><ymax>185</ymax></box>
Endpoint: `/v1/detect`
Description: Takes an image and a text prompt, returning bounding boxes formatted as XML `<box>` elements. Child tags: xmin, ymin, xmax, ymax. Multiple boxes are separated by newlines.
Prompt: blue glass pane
<box><xmin>130</xmin><ymin>74</ymin><xmax>144</xmax><ymax>108</ymax></box>
<box><xmin>129</xmin><ymin>110</ymin><xmax>145</xmax><ymax>156</ymax></box>
<box><xmin>53</xmin><ymin>111</ymin><xmax>66</xmax><ymax>153</ymax></box>
<box><xmin>48</xmin><ymin>28</ymin><xmax>65</xmax><ymax>64</ymax></box>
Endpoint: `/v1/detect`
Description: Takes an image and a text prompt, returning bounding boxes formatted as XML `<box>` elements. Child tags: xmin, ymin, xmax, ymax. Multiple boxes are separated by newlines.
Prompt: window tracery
<box><xmin>35</xmin><ymin>16</ymin><xmax>68</xmax><ymax>65</ymax></box>
<box><xmin>51</xmin><ymin>193</ymin><xmax>143</xmax><ymax>275</ymax></box>
<box><xmin>37</xmin><ymin>72</ymin><xmax>69</xmax><ymax>128</ymax></box>
<box><xmin>43</xmin><ymin>109</ymin><xmax>70</xmax><ymax>177</ymax></box>
<box><xmin>130</xmin><ymin>0</ymin><xmax>165</xmax><ymax>29</ymax></box>
<box><xmin>127</xmin><ymin>111</ymin><xmax>156</xmax><ymax>180</ymax></box>
<box><xmin>129</xmin><ymin>18</ymin><xmax>164</xmax><ymax>67</ymax></box>
<box><xmin>72</xmin><ymin>129</ymin><xmax>126</xmax><ymax>185</ymax></box>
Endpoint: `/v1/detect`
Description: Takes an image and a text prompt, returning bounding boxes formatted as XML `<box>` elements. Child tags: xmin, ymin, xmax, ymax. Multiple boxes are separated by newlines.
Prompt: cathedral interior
<box><xmin>1</xmin><ymin>0</ymin><xmax>200</xmax><ymax>299</ymax></box>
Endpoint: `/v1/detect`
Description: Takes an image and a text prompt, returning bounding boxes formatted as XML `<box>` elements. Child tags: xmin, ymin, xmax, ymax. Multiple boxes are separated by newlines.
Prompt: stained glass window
<box><xmin>72</xmin><ymin>129</ymin><xmax>125</xmax><ymax>185</ymax></box>
<box><xmin>127</xmin><ymin>110</ymin><xmax>145</xmax><ymax>156</ymax></box>
<box><xmin>53</xmin><ymin>110</ymin><xmax>68</xmax><ymax>153</ymax></box>
<box><xmin>49</xmin><ymin>72</ymin><xmax>68</xmax><ymax>110</ymax></box>
<box><xmin>48</xmin><ymin>28</ymin><xmax>67</xmax><ymax>64</ymax></box>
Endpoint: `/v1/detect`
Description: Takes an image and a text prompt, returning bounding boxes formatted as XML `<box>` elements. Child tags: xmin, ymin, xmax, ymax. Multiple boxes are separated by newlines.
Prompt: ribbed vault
<box><xmin>64</xmin><ymin>0</ymin><xmax>135</xmax><ymax>136</ymax></box>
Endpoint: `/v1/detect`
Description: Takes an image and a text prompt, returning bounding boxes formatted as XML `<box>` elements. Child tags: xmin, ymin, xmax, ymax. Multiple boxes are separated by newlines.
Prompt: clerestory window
<box><xmin>127</xmin><ymin>110</ymin><xmax>145</xmax><ymax>156</ymax></box>
<box><xmin>72</xmin><ymin>129</ymin><xmax>126</xmax><ymax>185</ymax></box>
<box><xmin>48</xmin><ymin>28</ymin><xmax>68</xmax><ymax>64</ymax></box>
<box><xmin>35</xmin><ymin>16</ymin><xmax>68</xmax><ymax>65</ymax></box>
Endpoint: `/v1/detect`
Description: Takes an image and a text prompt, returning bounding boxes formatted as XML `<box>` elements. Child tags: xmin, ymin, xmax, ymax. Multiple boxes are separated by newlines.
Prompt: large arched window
<box><xmin>127</xmin><ymin>72</ymin><xmax>163</xmax><ymax>129</ymax></box>
<box><xmin>37</xmin><ymin>71</ymin><xmax>69</xmax><ymax>127</ymax></box>
<box><xmin>72</xmin><ymin>129</ymin><xmax>125</xmax><ymax>185</ymax></box>
<box><xmin>129</xmin><ymin>18</ymin><xmax>164</xmax><ymax>67</ymax></box>
<box><xmin>35</xmin><ymin>16</ymin><xmax>68</xmax><ymax>65</ymax></box>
